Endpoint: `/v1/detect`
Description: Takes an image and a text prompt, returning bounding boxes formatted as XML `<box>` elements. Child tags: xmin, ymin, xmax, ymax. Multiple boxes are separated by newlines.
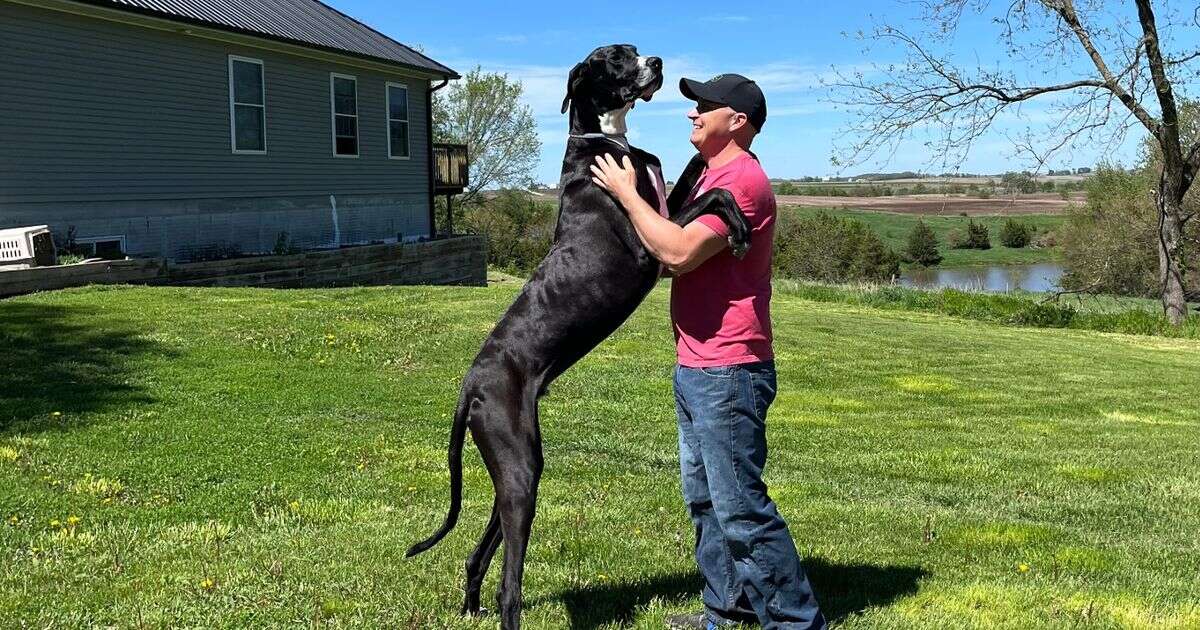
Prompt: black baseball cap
<box><xmin>680</xmin><ymin>73</ymin><xmax>767</xmax><ymax>131</ymax></box>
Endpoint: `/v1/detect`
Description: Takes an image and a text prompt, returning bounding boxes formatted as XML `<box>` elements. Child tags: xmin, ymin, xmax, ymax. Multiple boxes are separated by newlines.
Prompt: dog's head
<box><xmin>561</xmin><ymin>44</ymin><xmax>663</xmax><ymax>117</ymax></box>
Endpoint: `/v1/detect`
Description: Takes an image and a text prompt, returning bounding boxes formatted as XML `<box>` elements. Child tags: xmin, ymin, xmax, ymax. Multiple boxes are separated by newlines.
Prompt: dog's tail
<box><xmin>405</xmin><ymin>391</ymin><xmax>471</xmax><ymax>558</ymax></box>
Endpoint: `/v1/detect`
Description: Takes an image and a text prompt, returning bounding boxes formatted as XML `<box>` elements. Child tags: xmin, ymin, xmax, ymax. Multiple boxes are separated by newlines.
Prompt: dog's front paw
<box><xmin>728</xmin><ymin>236</ymin><xmax>750</xmax><ymax>260</ymax></box>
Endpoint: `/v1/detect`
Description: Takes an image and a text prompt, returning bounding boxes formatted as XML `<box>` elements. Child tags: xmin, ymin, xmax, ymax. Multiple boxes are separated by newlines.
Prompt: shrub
<box><xmin>947</xmin><ymin>228</ymin><xmax>968</xmax><ymax>249</ymax></box>
<box><xmin>774</xmin><ymin>210</ymin><xmax>900</xmax><ymax>283</ymax></box>
<box><xmin>1009</xmin><ymin>301</ymin><xmax>1076</xmax><ymax>327</ymax></box>
<box><xmin>1000</xmin><ymin>219</ymin><xmax>1032</xmax><ymax>248</ymax></box>
<box><xmin>848</xmin><ymin>227</ymin><xmax>902</xmax><ymax>281</ymax></box>
<box><xmin>965</xmin><ymin>220</ymin><xmax>991</xmax><ymax>249</ymax></box>
<box><xmin>774</xmin><ymin>181</ymin><xmax>800</xmax><ymax>195</ymax></box>
<box><xmin>904</xmin><ymin>220</ymin><xmax>943</xmax><ymax>266</ymax></box>
<box><xmin>463</xmin><ymin>190</ymin><xmax>555</xmax><ymax>275</ymax></box>
<box><xmin>1059</xmin><ymin>166</ymin><xmax>1199</xmax><ymax>298</ymax></box>
<box><xmin>272</xmin><ymin>231</ymin><xmax>300</xmax><ymax>256</ymax></box>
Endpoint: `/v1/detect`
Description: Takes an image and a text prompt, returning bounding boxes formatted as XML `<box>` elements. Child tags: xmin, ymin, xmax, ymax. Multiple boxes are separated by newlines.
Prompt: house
<box><xmin>0</xmin><ymin>0</ymin><xmax>461</xmax><ymax>262</ymax></box>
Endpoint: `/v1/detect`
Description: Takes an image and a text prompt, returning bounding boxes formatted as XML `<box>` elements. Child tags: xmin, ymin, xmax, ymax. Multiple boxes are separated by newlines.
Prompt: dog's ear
<box><xmin>561</xmin><ymin>62</ymin><xmax>586</xmax><ymax>114</ymax></box>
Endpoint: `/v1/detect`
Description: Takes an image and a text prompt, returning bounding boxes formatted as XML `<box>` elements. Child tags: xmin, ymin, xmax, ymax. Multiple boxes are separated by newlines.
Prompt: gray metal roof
<box><xmin>79</xmin><ymin>0</ymin><xmax>458</xmax><ymax>78</ymax></box>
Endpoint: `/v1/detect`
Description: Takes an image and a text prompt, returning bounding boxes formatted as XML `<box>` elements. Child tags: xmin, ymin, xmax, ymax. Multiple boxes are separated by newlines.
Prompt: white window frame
<box><xmin>386</xmin><ymin>82</ymin><xmax>411</xmax><ymax>160</ymax></box>
<box><xmin>228</xmin><ymin>55</ymin><xmax>267</xmax><ymax>155</ymax></box>
<box><xmin>75</xmin><ymin>235</ymin><xmax>127</xmax><ymax>257</ymax></box>
<box><xmin>330</xmin><ymin>73</ymin><xmax>360</xmax><ymax>158</ymax></box>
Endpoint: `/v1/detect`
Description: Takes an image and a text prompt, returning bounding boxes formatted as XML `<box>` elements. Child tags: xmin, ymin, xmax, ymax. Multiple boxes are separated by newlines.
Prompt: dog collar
<box><xmin>569</xmin><ymin>133</ymin><xmax>629</xmax><ymax>150</ymax></box>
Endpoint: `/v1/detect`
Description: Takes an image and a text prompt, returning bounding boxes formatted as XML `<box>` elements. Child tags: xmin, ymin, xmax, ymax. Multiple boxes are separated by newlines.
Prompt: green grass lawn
<box><xmin>783</xmin><ymin>207</ymin><xmax>1067</xmax><ymax>268</ymax></box>
<box><xmin>2</xmin><ymin>283</ymin><xmax>1199</xmax><ymax>628</ymax></box>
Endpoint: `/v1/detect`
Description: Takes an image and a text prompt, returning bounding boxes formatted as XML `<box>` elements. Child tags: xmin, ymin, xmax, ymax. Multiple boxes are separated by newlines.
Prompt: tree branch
<box><xmin>1043</xmin><ymin>0</ymin><xmax>1160</xmax><ymax>135</ymax></box>
<box><xmin>1132</xmin><ymin>0</ymin><xmax>1182</xmax><ymax>164</ymax></box>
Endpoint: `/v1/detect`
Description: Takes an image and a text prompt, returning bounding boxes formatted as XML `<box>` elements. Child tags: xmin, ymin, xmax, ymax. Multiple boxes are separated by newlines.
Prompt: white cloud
<box><xmin>495</xmin><ymin>34</ymin><xmax>528</xmax><ymax>44</ymax></box>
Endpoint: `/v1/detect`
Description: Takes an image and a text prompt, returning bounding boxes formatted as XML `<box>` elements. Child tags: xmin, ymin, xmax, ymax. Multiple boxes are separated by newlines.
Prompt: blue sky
<box><xmin>329</xmin><ymin>0</ymin><xmax>1196</xmax><ymax>185</ymax></box>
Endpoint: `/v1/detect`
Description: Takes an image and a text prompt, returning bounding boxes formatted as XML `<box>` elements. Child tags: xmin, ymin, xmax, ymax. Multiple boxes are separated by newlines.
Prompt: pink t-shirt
<box><xmin>671</xmin><ymin>152</ymin><xmax>775</xmax><ymax>368</ymax></box>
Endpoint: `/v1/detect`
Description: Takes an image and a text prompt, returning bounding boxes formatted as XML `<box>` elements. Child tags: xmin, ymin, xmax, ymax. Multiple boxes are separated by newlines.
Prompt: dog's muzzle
<box><xmin>636</xmin><ymin>56</ymin><xmax>664</xmax><ymax>102</ymax></box>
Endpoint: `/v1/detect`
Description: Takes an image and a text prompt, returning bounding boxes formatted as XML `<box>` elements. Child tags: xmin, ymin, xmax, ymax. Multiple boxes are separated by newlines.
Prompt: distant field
<box><xmin>782</xmin><ymin>175</ymin><xmax>1089</xmax><ymax>186</ymax></box>
<box><xmin>782</xmin><ymin>207</ymin><xmax>1067</xmax><ymax>267</ymax></box>
<box><xmin>779</xmin><ymin>193</ymin><xmax>1082</xmax><ymax>216</ymax></box>
<box><xmin>526</xmin><ymin>189</ymin><xmax>1083</xmax><ymax>217</ymax></box>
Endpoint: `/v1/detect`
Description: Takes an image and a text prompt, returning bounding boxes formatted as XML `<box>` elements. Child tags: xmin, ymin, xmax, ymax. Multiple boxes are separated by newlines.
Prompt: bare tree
<box><xmin>433</xmin><ymin>67</ymin><xmax>541</xmax><ymax>207</ymax></box>
<box><xmin>833</xmin><ymin>0</ymin><xmax>1200</xmax><ymax>323</ymax></box>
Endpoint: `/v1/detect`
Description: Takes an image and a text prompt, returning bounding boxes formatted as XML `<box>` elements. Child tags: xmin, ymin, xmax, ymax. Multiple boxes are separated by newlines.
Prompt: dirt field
<box><xmin>777</xmin><ymin>192</ymin><xmax>1084</xmax><ymax>216</ymax></box>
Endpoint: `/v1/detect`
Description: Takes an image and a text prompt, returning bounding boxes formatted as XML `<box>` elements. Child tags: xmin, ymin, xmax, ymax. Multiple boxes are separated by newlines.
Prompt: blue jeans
<box><xmin>674</xmin><ymin>361</ymin><xmax>826</xmax><ymax>630</ymax></box>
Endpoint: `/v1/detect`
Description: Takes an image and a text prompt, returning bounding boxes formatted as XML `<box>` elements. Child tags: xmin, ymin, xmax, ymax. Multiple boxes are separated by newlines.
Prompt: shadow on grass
<box><xmin>547</xmin><ymin>559</ymin><xmax>927</xmax><ymax>628</ymax></box>
<box><xmin>807</xmin><ymin>558</ymin><xmax>928</xmax><ymax>623</ymax></box>
<box><xmin>0</xmin><ymin>301</ymin><xmax>169</xmax><ymax>434</ymax></box>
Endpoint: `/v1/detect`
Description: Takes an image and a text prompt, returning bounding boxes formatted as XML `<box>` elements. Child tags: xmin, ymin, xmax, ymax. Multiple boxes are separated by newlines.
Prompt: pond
<box><xmin>899</xmin><ymin>262</ymin><xmax>1064</xmax><ymax>293</ymax></box>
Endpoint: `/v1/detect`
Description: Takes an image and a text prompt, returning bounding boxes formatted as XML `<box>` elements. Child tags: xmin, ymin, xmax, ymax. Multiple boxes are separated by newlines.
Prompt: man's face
<box><xmin>687</xmin><ymin>99</ymin><xmax>746</xmax><ymax>152</ymax></box>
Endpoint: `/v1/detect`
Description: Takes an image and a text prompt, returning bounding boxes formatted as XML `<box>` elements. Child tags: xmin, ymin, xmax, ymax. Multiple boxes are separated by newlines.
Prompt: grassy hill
<box><xmin>782</xmin><ymin>207</ymin><xmax>1067</xmax><ymax>268</ymax></box>
<box><xmin>2</xmin><ymin>284</ymin><xmax>1198</xmax><ymax>627</ymax></box>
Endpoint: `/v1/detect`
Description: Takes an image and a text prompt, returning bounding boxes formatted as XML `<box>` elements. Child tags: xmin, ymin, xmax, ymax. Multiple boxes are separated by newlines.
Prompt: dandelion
<box><xmin>288</xmin><ymin>500</ymin><xmax>300</xmax><ymax>511</ymax></box>
<box><xmin>6</xmin><ymin>515</ymin><xmax>18</xmax><ymax>526</ymax></box>
<box><xmin>597</xmin><ymin>573</ymin><xmax>608</xmax><ymax>580</ymax></box>
<box><xmin>49</xmin><ymin>519</ymin><xmax>61</xmax><ymax>528</ymax></box>
<box><xmin>1018</xmin><ymin>563</ymin><xmax>1030</xmax><ymax>573</ymax></box>
<box><xmin>199</xmin><ymin>577</ymin><xmax>216</xmax><ymax>591</ymax></box>
<box><xmin>66</xmin><ymin>515</ymin><xmax>80</xmax><ymax>527</ymax></box>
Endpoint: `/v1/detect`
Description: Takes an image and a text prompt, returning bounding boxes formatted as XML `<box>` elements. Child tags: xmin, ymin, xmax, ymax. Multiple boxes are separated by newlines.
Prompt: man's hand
<box><xmin>589</xmin><ymin>154</ymin><xmax>639</xmax><ymax>209</ymax></box>
<box><xmin>589</xmin><ymin>151</ymin><xmax>725</xmax><ymax>275</ymax></box>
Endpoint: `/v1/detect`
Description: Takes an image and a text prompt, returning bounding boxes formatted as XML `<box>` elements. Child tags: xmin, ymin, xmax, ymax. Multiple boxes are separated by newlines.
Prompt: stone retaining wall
<box><xmin>0</xmin><ymin>236</ymin><xmax>486</xmax><ymax>298</ymax></box>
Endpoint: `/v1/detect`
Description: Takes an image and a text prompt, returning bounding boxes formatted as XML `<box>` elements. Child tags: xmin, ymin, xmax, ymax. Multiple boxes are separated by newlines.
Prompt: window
<box><xmin>75</xmin><ymin>236</ymin><xmax>126</xmax><ymax>260</ymax></box>
<box><xmin>228</xmin><ymin>56</ymin><xmax>266</xmax><ymax>153</ymax></box>
<box><xmin>331</xmin><ymin>74</ymin><xmax>359</xmax><ymax>157</ymax></box>
<box><xmin>386</xmin><ymin>83</ymin><xmax>410</xmax><ymax>159</ymax></box>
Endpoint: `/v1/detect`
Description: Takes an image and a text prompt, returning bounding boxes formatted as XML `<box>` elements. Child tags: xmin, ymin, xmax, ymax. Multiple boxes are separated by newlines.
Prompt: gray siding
<box><xmin>0</xmin><ymin>0</ymin><xmax>431</xmax><ymax>203</ymax></box>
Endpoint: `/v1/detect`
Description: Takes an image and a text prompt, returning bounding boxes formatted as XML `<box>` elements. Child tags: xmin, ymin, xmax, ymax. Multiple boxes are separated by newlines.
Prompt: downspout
<box><xmin>427</xmin><ymin>76</ymin><xmax>451</xmax><ymax>239</ymax></box>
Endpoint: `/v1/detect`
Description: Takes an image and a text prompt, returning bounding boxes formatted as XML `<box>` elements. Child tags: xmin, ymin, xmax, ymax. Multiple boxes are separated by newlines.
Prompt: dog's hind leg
<box><xmin>462</xmin><ymin>500</ymin><xmax>503</xmax><ymax>616</ymax></box>
<box><xmin>494</xmin><ymin>441</ymin><xmax>542</xmax><ymax>630</ymax></box>
<box><xmin>469</xmin><ymin>373</ymin><xmax>544</xmax><ymax>630</ymax></box>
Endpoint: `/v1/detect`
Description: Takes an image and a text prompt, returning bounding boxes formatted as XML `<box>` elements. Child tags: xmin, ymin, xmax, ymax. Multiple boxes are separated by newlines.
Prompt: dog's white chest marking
<box><xmin>598</xmin><ymin>104</ymin><xmax>632</xmax><ymax>135</ymax></box>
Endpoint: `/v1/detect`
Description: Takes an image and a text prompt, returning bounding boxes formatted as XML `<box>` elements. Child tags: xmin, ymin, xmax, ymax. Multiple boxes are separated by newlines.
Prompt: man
<box><xmin>590</xmin><ymin>74</ymin><xmax>827</xmax><ymax>630</ymax></box>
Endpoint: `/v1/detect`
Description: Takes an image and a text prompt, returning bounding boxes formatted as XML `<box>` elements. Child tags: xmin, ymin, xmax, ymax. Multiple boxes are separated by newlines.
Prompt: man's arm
<box><xmin>591</xmin><ymin>154</ymin><xmax>726</xmax><ymax>275</ymax></box>
<box><xmin>624</xmin><ymin>193</ymin><xmax>727</xmax><ymax>275</ymax></box>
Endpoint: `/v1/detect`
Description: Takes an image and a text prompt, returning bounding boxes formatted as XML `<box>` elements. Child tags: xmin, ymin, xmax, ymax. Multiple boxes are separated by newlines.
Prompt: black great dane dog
<box><xmin>406</xmin><ymin>44</ymin><xmax>751</xmax><ymax>629</ymax></box>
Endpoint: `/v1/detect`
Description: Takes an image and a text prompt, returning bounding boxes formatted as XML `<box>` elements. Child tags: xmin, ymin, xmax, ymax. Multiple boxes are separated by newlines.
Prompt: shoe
<box><xmin>665</xmin><ymin>613</ymin><xmax>708</xmax><ymax>629</ymax></box>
